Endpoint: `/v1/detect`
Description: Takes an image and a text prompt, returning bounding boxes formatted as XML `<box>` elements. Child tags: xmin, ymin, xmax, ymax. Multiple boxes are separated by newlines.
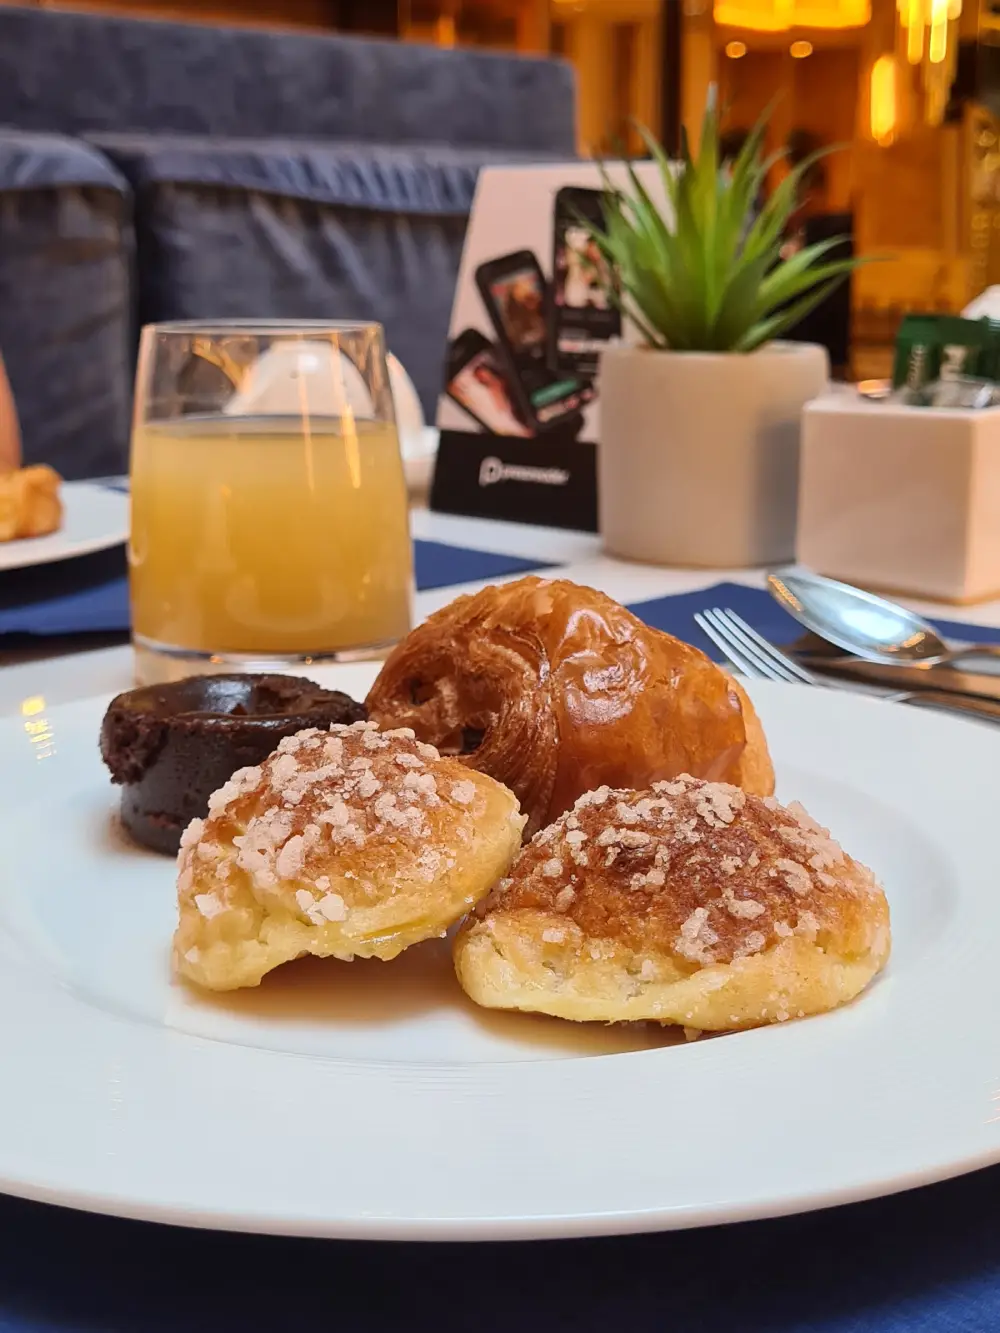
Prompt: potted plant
<box><xmin>591</xmin><ymin>95</ymin><xmax>863</xmax><ymax>567</ymax></box>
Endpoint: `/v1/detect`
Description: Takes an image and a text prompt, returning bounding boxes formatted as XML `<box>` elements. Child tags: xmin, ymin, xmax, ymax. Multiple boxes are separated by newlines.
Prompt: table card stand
<box><xmin>430</xmin><ymin>161</ymin><xmax>668</xmax><ymax>531</ymax></box>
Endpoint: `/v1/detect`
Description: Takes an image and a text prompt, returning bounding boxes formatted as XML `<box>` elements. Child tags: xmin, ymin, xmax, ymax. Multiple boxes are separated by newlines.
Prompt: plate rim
<box><xmin>1</xmin><ymin>1137</ymin><xmax>997</xmax><ymax>1243</ymax></box>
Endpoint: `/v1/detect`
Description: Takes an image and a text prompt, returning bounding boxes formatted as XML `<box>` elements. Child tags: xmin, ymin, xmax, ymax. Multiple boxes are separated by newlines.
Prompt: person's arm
<box><xmin>0</xmin><ymin>353</ymin><xmax>21</xmax><ymax>472</ymax></box>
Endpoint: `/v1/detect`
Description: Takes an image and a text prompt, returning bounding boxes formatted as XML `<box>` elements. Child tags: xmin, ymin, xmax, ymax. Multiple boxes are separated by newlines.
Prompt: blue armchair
<box><xmin>0</xmin><ymin>6</ymin><xmax>576</xmax><ymax>477</ymax></box>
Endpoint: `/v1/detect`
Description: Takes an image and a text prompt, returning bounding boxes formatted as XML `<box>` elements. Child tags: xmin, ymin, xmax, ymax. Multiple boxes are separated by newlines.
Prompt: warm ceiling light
<box><xmin>898</xmin><ymin>0</ymin><xmax>963</xmax><ymax>64</ymax></box>
<box><xmin>790</xmin><ymin>39</ymin><xmax>814</xmax><ymax>55</ymax></box>
<box><xmin>928</xmin><ymin>0</ymin><xmax>949</xmax><ymax>61</ymax></box>
<box><xmin>715</xmin><ymin>0</ymin><xmax>868</xmax><ymax>30</ymax></box>
<box><xmin>726</xmin><ymin>39</ymin><xmax>748</xmax><ymax>56</ymax></box>
<box><xmin>896</xmin><ymin>0</ymin><xmax>962</xmax><ymax>122</ymax></box>
<box><xmin>870</xmin><ymin>53</ymin><xmax>898</xmax><ymax>144</ymax></box>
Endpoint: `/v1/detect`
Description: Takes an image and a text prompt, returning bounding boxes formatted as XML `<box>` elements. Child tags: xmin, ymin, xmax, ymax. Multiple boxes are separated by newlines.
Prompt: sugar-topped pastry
<box><xmin>453</xmin><ymin>776</ymin><xmax>890</xmax><ymax>1031</ymax></box>
<box><xmin>174</xmin><ymin>721</ymin><xmax>525</xmax><ymax>991</ymax></box>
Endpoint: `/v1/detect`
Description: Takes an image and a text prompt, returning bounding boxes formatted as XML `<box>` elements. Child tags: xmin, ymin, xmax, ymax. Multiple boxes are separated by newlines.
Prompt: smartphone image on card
<box><xmin>445</xmin><ymin>329</ymin><xmax>532</xmax><ymax>437</ymax></box>
<box><xmin>475</xmin><ymin>250</ymin><xmax>592</xmax><ymax>432</ymax></box>
<box><xmin>551</xmin><ymin>187</ymin><xmax>621</xmax><ymax>379</ymax></box>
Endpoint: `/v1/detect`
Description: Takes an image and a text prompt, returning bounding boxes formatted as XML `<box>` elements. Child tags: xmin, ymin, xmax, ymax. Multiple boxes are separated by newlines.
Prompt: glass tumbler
<box><xmin>129</xmin><ymin>321</ymin><xmax>413</xmax><ymax>684</ymax></box>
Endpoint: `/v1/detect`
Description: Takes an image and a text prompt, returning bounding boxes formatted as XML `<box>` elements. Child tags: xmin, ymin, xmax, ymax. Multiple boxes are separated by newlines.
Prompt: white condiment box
<box><xmin>797</xmin><ymin>393</ymin><xmax>1000</xmax><ymax>604</ymax></box>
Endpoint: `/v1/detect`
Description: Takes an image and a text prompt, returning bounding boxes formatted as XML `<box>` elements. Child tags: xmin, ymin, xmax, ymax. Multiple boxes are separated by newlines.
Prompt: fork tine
<box><xmin>721</xmin><ymin>609</ymin><xmax>818</xmax><ymax>686</ymax></box>
<box><xmin>714</xmin><ymin>609</ymin><xmax>803</xmax><ymax>685</ymax></box>
<box><xmin>697</xmin><ymin>609</ymin><xmax>783</xmax><ymax>681</ymax></box>
<box><xmin>702</xmin><ymin>609</ymin><xmax>792</xmax><ymax>683</ymax></box>
<box><xmin>694</xmin><ymin>611</ymin><xmax>764</xmax><ymax>679</ymax></box>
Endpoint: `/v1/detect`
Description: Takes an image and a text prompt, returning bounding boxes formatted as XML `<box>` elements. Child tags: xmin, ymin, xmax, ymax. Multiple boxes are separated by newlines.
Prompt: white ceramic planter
<box><xmin>598</xmin><ymin>342</ymin><xmax>829</xmax><ymax>567</ymax></box>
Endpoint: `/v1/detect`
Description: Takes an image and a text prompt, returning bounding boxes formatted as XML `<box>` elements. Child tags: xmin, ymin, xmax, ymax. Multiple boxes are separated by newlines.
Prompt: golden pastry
<box><xmin>366</xmin><ymin>577</ymin><xmax>774</xmax><ymax>837</ymax></box>
<box><xmin>453</xmin><ymin>776</ymin><xmax>890</xmax><ymax>1030</ymax></box>
<box><xmin>174</xmin><ymin>720</ymin><xmax>525</xmax><ymax>991</ymax></box>
<box><xmin>0</xmin><ymin>465</ymin><xmax>62</xmax><ymax>541</ymax></box>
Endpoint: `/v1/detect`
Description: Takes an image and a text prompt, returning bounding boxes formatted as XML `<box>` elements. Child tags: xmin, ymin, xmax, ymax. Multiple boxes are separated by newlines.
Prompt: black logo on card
<box><xmin>478</xmin><ymin>456</ymin><xmax>571</xmax><ymax>488</ymax></box>
<box><xmin>431</xmin><ymin>432</ymin><xmax>597</xmax><ymax>531</ymax></box>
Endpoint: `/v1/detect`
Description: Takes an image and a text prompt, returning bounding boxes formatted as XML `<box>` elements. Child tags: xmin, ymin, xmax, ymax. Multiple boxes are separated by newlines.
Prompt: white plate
<box><xmin>0</xmin><ymin>676</ymin><xmax>996</xmax><ymax>1239</ymax></box>
<box><xmin>0</xmin><ymin>482</ymin><xmax>128</xmax><ymax>572</ymax></box>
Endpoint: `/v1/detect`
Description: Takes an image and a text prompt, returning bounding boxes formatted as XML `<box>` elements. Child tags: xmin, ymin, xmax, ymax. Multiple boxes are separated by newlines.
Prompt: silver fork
<box><xmin>694</xmin><ymin>607</ymin><xmax>1000</xmax><ymax>725</ymax></box>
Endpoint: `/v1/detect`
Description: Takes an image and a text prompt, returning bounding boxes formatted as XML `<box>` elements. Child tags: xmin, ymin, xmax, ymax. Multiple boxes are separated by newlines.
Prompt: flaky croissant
<box><xmin>366</xmin><ymin>578</ymin><xmax>774</xmax><ymax>837</ymax></box>
<box><xmin>0</xmin><ymin>465</ymin><xmax>62</xmax><ymax>542</ymax></box>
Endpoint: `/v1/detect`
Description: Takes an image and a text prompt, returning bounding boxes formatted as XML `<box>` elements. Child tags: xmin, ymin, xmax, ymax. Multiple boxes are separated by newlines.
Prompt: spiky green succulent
<box><xmin>590</xmin><ymin>92</ymin><xmax>864</xmax><ymax>353</ymax></box>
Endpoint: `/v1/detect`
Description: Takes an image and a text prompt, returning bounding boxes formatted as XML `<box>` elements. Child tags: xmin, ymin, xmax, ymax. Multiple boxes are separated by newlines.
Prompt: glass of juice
<box><xmin>130</xmin><ymin>321</ymin><xmax>412</xmax><ymax>684</ymax></box>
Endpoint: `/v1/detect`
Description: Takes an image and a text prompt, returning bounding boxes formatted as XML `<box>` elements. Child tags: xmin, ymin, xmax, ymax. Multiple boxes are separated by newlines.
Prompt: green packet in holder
<box><xmin>892</xmin><ymin>313</ymin><xmax>996</xmax><ymax>390</ymax></box>
<box><xmin>892</xmin><ymin>315</ymin><xmax>939</xmax><ymax>390</ymax></box>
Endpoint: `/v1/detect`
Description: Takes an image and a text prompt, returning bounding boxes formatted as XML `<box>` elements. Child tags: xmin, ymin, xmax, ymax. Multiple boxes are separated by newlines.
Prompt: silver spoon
<box><xmin>767</xmin><ymin>570</ymin><xmax>1000</xmax><ymax>668</ymax></box>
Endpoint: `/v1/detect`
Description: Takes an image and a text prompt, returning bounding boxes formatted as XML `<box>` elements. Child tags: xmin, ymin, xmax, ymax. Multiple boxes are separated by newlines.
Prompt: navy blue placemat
<box><xmin>0</xmin><ymin>541</ymin><xmax>554</xmax><ymax>639</ymax></box>
<box><xmin>5</xmin><ymin>565</ymin><xmax>1000</xmax><ymax>647</ymax></box>
<box><xmin>627</xmin><ymin>581</ymin><xmax>1000</xmax><ymax>660</ymax></box>
<box><xmin>3</xmin><ymin>1162</ymin><xmax>1000</xmax><ymax>1332</ymax></box>
<box><xmin>415</xmin><ymin>539</ymin><xmax>552</xmax><ymax>593</ymax></box>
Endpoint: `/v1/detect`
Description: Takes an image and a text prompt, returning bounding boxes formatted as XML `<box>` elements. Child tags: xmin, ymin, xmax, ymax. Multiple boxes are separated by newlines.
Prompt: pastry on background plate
<box><xmin>101</xmin><ymin>674</ymin><xmax>366</xmax><ymax>855</ymax></box>
<box><xmin>366</xmin><ymin>576</ymin><xmax>774</xmax><ymax>837</ymax></box>
<box><xmin>175</xmin><ymin>720</ymin><xmax>525</xmax><ymax>991</ymax></box>
<box><xmin>0</xmin><ymin>465</ymin><xmax>62</xmax><ymax>541</ymax></box>
<box><xmin>453</xmin><ymin>776</ymin><xmax>890</xmax><ymax>1031</ymax></box>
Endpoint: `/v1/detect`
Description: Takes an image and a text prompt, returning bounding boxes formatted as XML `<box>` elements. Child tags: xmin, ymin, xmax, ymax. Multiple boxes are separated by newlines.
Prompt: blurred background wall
<box><xmin>11</xmin><ymin>0</ymin><xmax>1000</xmax><ymax>378</ymax></box>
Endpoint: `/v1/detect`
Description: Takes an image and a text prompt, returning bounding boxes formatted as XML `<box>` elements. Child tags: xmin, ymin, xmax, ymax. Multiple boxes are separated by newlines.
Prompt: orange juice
<box><xmin>130</xmin><ymin>414</ymin><xmax>412</xmax><ymax>656</ymax></box>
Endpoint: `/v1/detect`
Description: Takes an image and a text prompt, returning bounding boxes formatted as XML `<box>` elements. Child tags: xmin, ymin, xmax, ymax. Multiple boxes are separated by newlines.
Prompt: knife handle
<box><xmin>901</xmin><ymin>690</ymin><xmax>1000</xmax><ymax>724</ymax></box>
